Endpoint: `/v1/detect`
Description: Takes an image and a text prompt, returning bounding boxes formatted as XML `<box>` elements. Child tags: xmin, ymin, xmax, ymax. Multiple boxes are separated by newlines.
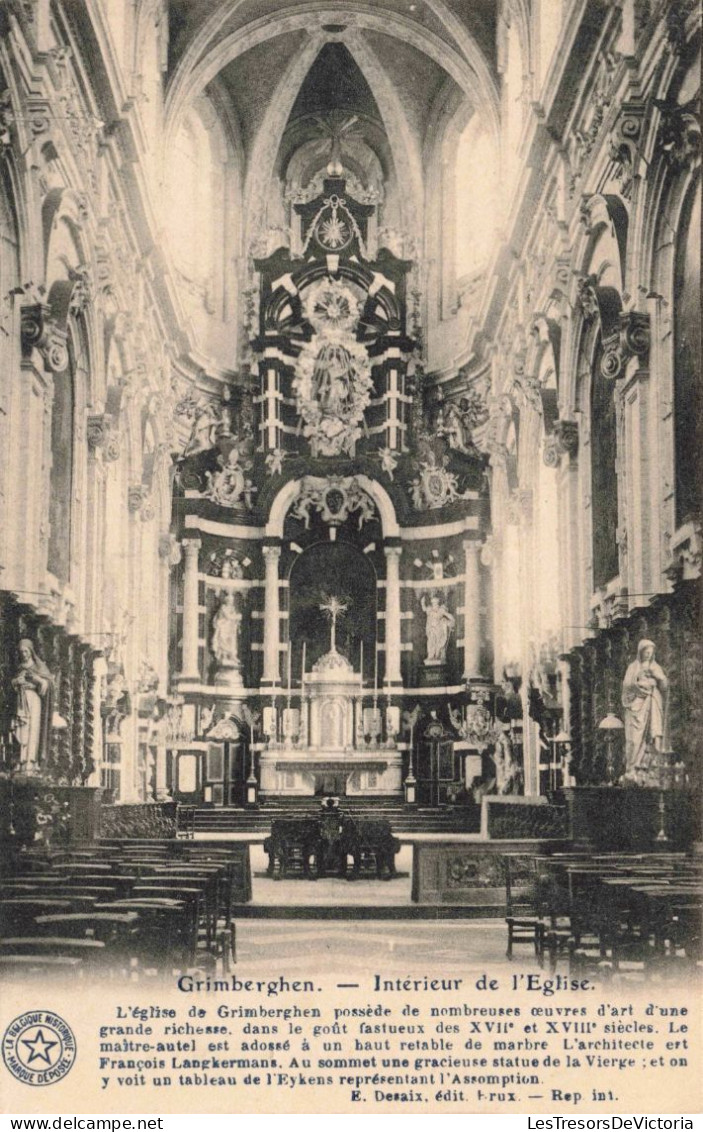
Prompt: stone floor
<box><xmin>250</xmin><ymin>844</ymin><xmax>414</xmax><ymax>906</ymax></box>
<box><xmin>233</xmin><ymin>917</ymin><xmax>539</xmax><ymax>976</ymax></box>
<box><xmin>228</xmin><ymin>845</ymin><xmax>537</xmax><ymax>975</ymax></box>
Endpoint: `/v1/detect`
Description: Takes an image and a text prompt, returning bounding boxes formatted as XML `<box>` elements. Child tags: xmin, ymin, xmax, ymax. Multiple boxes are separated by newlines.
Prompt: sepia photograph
<box><xmin>0</xmin><ymin>0</ymin><xmax>700</xmax><ymax>1117</ymax></box>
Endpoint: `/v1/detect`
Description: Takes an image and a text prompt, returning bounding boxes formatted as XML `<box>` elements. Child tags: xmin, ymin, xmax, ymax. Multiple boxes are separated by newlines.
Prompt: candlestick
<box><xmin>301</xmin><ymin>640</ymin><xmax>306</xmax><ymax>694</ymax></box>
<box><xmin>359</xmin><ymin>639</ymin><xmax>364</xmax><ymax>690</ymax></box>
<box><xmin>373</xmin><ymin>640</ymin><xmax>378</xmax><ymax>708</ymax></box>
<box><xmin>287</xmin><ymin>639</ymin><xmax>292</xmax><ymax>709</ymax></box>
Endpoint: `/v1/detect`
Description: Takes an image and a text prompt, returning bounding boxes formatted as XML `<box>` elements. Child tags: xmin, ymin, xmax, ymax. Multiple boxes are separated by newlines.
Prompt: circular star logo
<box><xmin>2</xmin><ymin>1011</ymin><xmax>76</xmax><ymax>1086</ymax></box>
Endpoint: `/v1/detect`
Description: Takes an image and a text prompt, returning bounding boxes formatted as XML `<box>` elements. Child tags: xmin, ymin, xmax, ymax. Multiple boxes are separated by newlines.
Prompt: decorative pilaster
<box><xmin>154</xmin><ymin>707</ymin><xmax>170</xmax><ymax>801</ymax></box>
<box><xmin>89</xmin><ymin>654</ymin><xmax>106</xmax><ymax>788</ymax></box>
<box><xmin>383</xmin><ymin>544</ymin><xmax>402</xmax><ymax>685</ymax></box>
<box><xmin>462</xmin><ymin>539</ymin><xmax>481</xmax><ymax>679</ymax></box>
<box><xmin>262</xmin><ymin>543</ymin><xmax>282</xmax><ymax>685</ymax></box>
<box><xmin>179</xmin><ymin>538</ymin><xmax>201</xmax><ymax>681</ymax></box>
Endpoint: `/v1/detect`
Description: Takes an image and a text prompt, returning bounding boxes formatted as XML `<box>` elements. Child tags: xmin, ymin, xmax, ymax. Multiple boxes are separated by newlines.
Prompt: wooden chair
<box><xmin>504</xmin><ymin>856</ymin><xmax>546</xmax><ymax>965</ymax></box>
<box><xmin>0</xmin><ymin>936</ymin><xmax>106</xmax><ymax>969</ymax></box>
<box><xmin>0</xmin><ymin>954</ymin><xmax>85</xmax><ymax>980</ymax></box>
<box><xmin>0</xmin><ymin>898</ymin><xmax>75</xmax><ymax>937</ymax></box>
<box><xmin>97</xmin><ymin>899</ymin><xmax>196</xmax><ymax>970</ymax></box>
<box><xmin>176</xmin><ymin>805</ymin><xmax>196</xmax><ymax>840</ymax></box>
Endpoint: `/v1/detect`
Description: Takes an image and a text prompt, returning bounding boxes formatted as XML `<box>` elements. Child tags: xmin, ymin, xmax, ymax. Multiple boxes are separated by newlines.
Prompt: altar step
<box><xmin>230</xmin><ymin>904</ymin><xmax>502</xmax><ymax>920</ymax></box>
<box><xmin>191</xmin><ymin>801</ymin><xmax>480</xmax><ymax>836</ymax></box>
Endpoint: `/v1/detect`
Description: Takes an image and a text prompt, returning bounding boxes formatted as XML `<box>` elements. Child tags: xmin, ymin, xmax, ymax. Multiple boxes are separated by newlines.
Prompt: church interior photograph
<box><xmin>0</xmin><ymin>0</ymin><xmax>700</xmax><ymax>981</ymax></box>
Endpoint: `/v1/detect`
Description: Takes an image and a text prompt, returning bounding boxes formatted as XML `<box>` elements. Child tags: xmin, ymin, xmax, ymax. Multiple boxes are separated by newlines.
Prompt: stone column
<box><xmin>384</xmin><ymin>544</ymin><xmax>402</xmax><ymax>685</ymax></box>
<box><xmin>180</xmin><ymin>538</ymin><xmax>201</xmax><ymax>681</ymax></box>
<box><xmin>262</xmin><ymin>543</ymin><xmax>282</xmax><ymax>685</ymax></box>
<box><xmin>462</xmin><ymin>539</ymin><xmax>481</xmax><ymax>679</ymax></box>
<box><xmin>154</xmin><ymin>716</ymin><xmax>170</xmax><ymax>800</ymax></box>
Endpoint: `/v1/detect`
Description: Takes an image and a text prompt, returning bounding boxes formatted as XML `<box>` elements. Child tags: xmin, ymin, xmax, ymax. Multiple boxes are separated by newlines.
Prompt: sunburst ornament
<box><xmin>313</xmin><ymin>195</ymin><xmax>355</xmax><ymax>251</ymax></box>
<box><xmin>304</xmin><ymin>278</ymin><xmax>359</xmax><ymax>332</ymax></box>
<box><xmin>309</xmin><ymin>111</ymin><xmax>363</xmax><ymax>176</ymax></box>
<box><xmin>318</xmin><ymin>212</ymin><xmax>351</xmax><ymax>249</ymax></box>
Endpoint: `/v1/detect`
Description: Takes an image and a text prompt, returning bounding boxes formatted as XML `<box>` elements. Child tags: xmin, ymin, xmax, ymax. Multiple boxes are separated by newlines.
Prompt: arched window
<box><xmin>455</xmin><ymin>117</ymin><xmax>499</xmax><ymax>278</ymax></box>
<box><xmin>504</xmin><ymin>13</ymin><xmax>527</xmax><ymax>192</ymax></box>
<box><xmin>591</xmin><ymin>340</ymin><xmax>619</xmax><ymax>588</ymax></box>
<box><xmin>167</xmin><ymin>116</ymin><xmax>203</xmax><ymax>276</ymax></box>
<box><xmin>673</xmin><ymin>180</ymin><xmax>701</xmax><ymax>526</ymax></box>
<box><xmin>165</xmin><ymin>96</ymin><xmax>234</xmax><ymax>348</ymax></box>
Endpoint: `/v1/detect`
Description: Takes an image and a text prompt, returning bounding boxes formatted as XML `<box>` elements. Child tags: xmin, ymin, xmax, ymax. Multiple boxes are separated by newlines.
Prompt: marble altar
<box><xmin>258</xmin><ymin>645</ymin><xmax>402</xmax><ymax>797</ymax></box>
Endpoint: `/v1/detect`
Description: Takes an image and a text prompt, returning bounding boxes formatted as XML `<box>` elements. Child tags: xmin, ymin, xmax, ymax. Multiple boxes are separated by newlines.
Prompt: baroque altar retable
<box><xmin>258</xmin><ymin>645</ymin><xmax>402</xmax><ymax>797</ymax></box>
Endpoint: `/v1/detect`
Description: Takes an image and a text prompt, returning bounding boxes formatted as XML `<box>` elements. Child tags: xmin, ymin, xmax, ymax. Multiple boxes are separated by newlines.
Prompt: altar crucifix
<box><xmin>319</xmin><ymin>593</ymin><xmax>348</xmax><ymax>654</ymax></box>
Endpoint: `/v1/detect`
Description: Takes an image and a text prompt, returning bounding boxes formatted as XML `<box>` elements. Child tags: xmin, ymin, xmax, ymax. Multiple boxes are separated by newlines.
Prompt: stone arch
<box><xmin>165</xmin><ymin>4</ymin><xmax>499</xmax><ymax>142</ymax></box>
<box><xmin>43</xmin><ymin>188</ymin><xmax>103</xmax><ymax>407</ymax></box>
<box><xmin>240</xmin><ymin>29</ymin><xmax>423</xmax><ymax>255</ymax></box>
<box><xmin>265</xmin><ymin>473</ymin><xmax>399</xmax><ymax>538</ymax></box>
<box><xmin>164</xmin><ymin>9</ymin><xmax>500</xmax><ymax>256</ymax></box>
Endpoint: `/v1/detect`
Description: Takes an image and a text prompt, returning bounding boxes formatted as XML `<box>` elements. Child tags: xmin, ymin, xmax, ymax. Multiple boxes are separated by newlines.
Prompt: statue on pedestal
<box><xmin>212</xmin><ymin>593</ymin><xmax>243</xmax><ymax>687</ymax></box>
<box><xmin>11</xmin><ymin>639</ymin><xmax>54</xmax><ymax>774</ymax></box>
<box><xmin>421</xmin><ymin>594</ymin><xmax>455</xmax><ymax>664</ymax></box>
<box><xmin>621</xmin><ymin>639</ymin><xmax>668</xmax><ymax>783</ymax></box>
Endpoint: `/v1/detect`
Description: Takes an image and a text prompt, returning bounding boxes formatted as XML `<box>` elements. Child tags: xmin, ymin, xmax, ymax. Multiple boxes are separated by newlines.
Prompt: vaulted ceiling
<box><xmin>165</xmin><ymin>0</ymin><xmax>500</xmax><ymax>180</ymax></box>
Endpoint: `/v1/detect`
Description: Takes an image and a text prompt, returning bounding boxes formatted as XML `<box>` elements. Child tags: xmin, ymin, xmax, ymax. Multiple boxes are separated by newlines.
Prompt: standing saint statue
<box><xmin>211</xmin><ymin>592</ymin><xmax>242</xmax><ymax>668</ymax></box>
<box><xmin>621</xmin><ymin>639</ymin><xmax>668</xmax><ymax>781</ymax></box>
<box><xmin>11</xmin><ymin>639</ymin><xmax>54</xmax><ymax>773</ymax></box>
<box><xmin>420</xmin><ymin>594</ymin><xmax>455</xmax><ymax>664</ymax></box>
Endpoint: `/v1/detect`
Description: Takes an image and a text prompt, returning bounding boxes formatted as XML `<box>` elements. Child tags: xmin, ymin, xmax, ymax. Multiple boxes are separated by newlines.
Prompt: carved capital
<box><xmin>20</xmin><ymin>302</ymin><xmax>70</xmax><ymax>372</ymax></box>
<box><xmin>552</xmin><ymin>256</ymin><xmax>571</xmax><ymax>295</ymax></box>
<box><xmin>576</xmin><ymin>275</ymin><xmax>600</xmax><ymax>322</ymax></box>
<box><xmin>87</xmin><ymin>413</ymin><xmax>109</xmax><ymax>451</ymax></box>
<box><xmin>600</xmin><ymin>312</ymin><xmax>650</xmax><ymax>380</ymax></box>
<box><xmin>104</xmin><ymin>431</ymin><xmax>121</xmax><ymax>462</ymax></box>
<box><xmin>621</xmin><ymin>311</ymin><xmax>650</xmax><ymax>358</ymax></box>
<box><xmin>20</xmin><ymin>302</ymin><xmax>52</xmax><ymax>354</ymax></box>
<box><xmin>128</xmin><ymin>484</ymin><xmax>148</xmax><ymax>513</ymax></box>
<box><xmin>159</xmin><ymin>533</ymin><xmax>182</xmax><ymax>565</ymax></box>
<box><xmin>44</xmin><ymin>333</ymin><xmax>69</xmax><ymax>373</ymax></box>
<box><xmin>182</xmin><ymin>538</ymin><xmax>201</xmax><ymax>564</ymax></box>
<box><xmin>654</xmin><ymin>97</ymin><xmax>701</xmax><ymax>172</ymax></box>
<box><xmin>542</xmin><ymin>433</ymin><xmax>560</xmax><ymax>468</ymax></box>
<box><xmin>579</xmin><ymin>193</ymin><xmax>610</xmax><ymax>235</ymax></box>
<box><xmin>68</xmin><ymin>264</ymin><xmax>93</xmax><ymax>316</ymax></box>
<box><xmin>25</xmin><ymin>97</ymin><xmax>51</xmax><ymax>137</ymax></box>
<box><xmin>554</xmin><ymin>419</ymin><xmax>579</xmax><ymax>457</ymax></box>
<box><xmin>609</xmin><ymin>101</ymin><xmax>646</xmax><ymax>198</ymax></box>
